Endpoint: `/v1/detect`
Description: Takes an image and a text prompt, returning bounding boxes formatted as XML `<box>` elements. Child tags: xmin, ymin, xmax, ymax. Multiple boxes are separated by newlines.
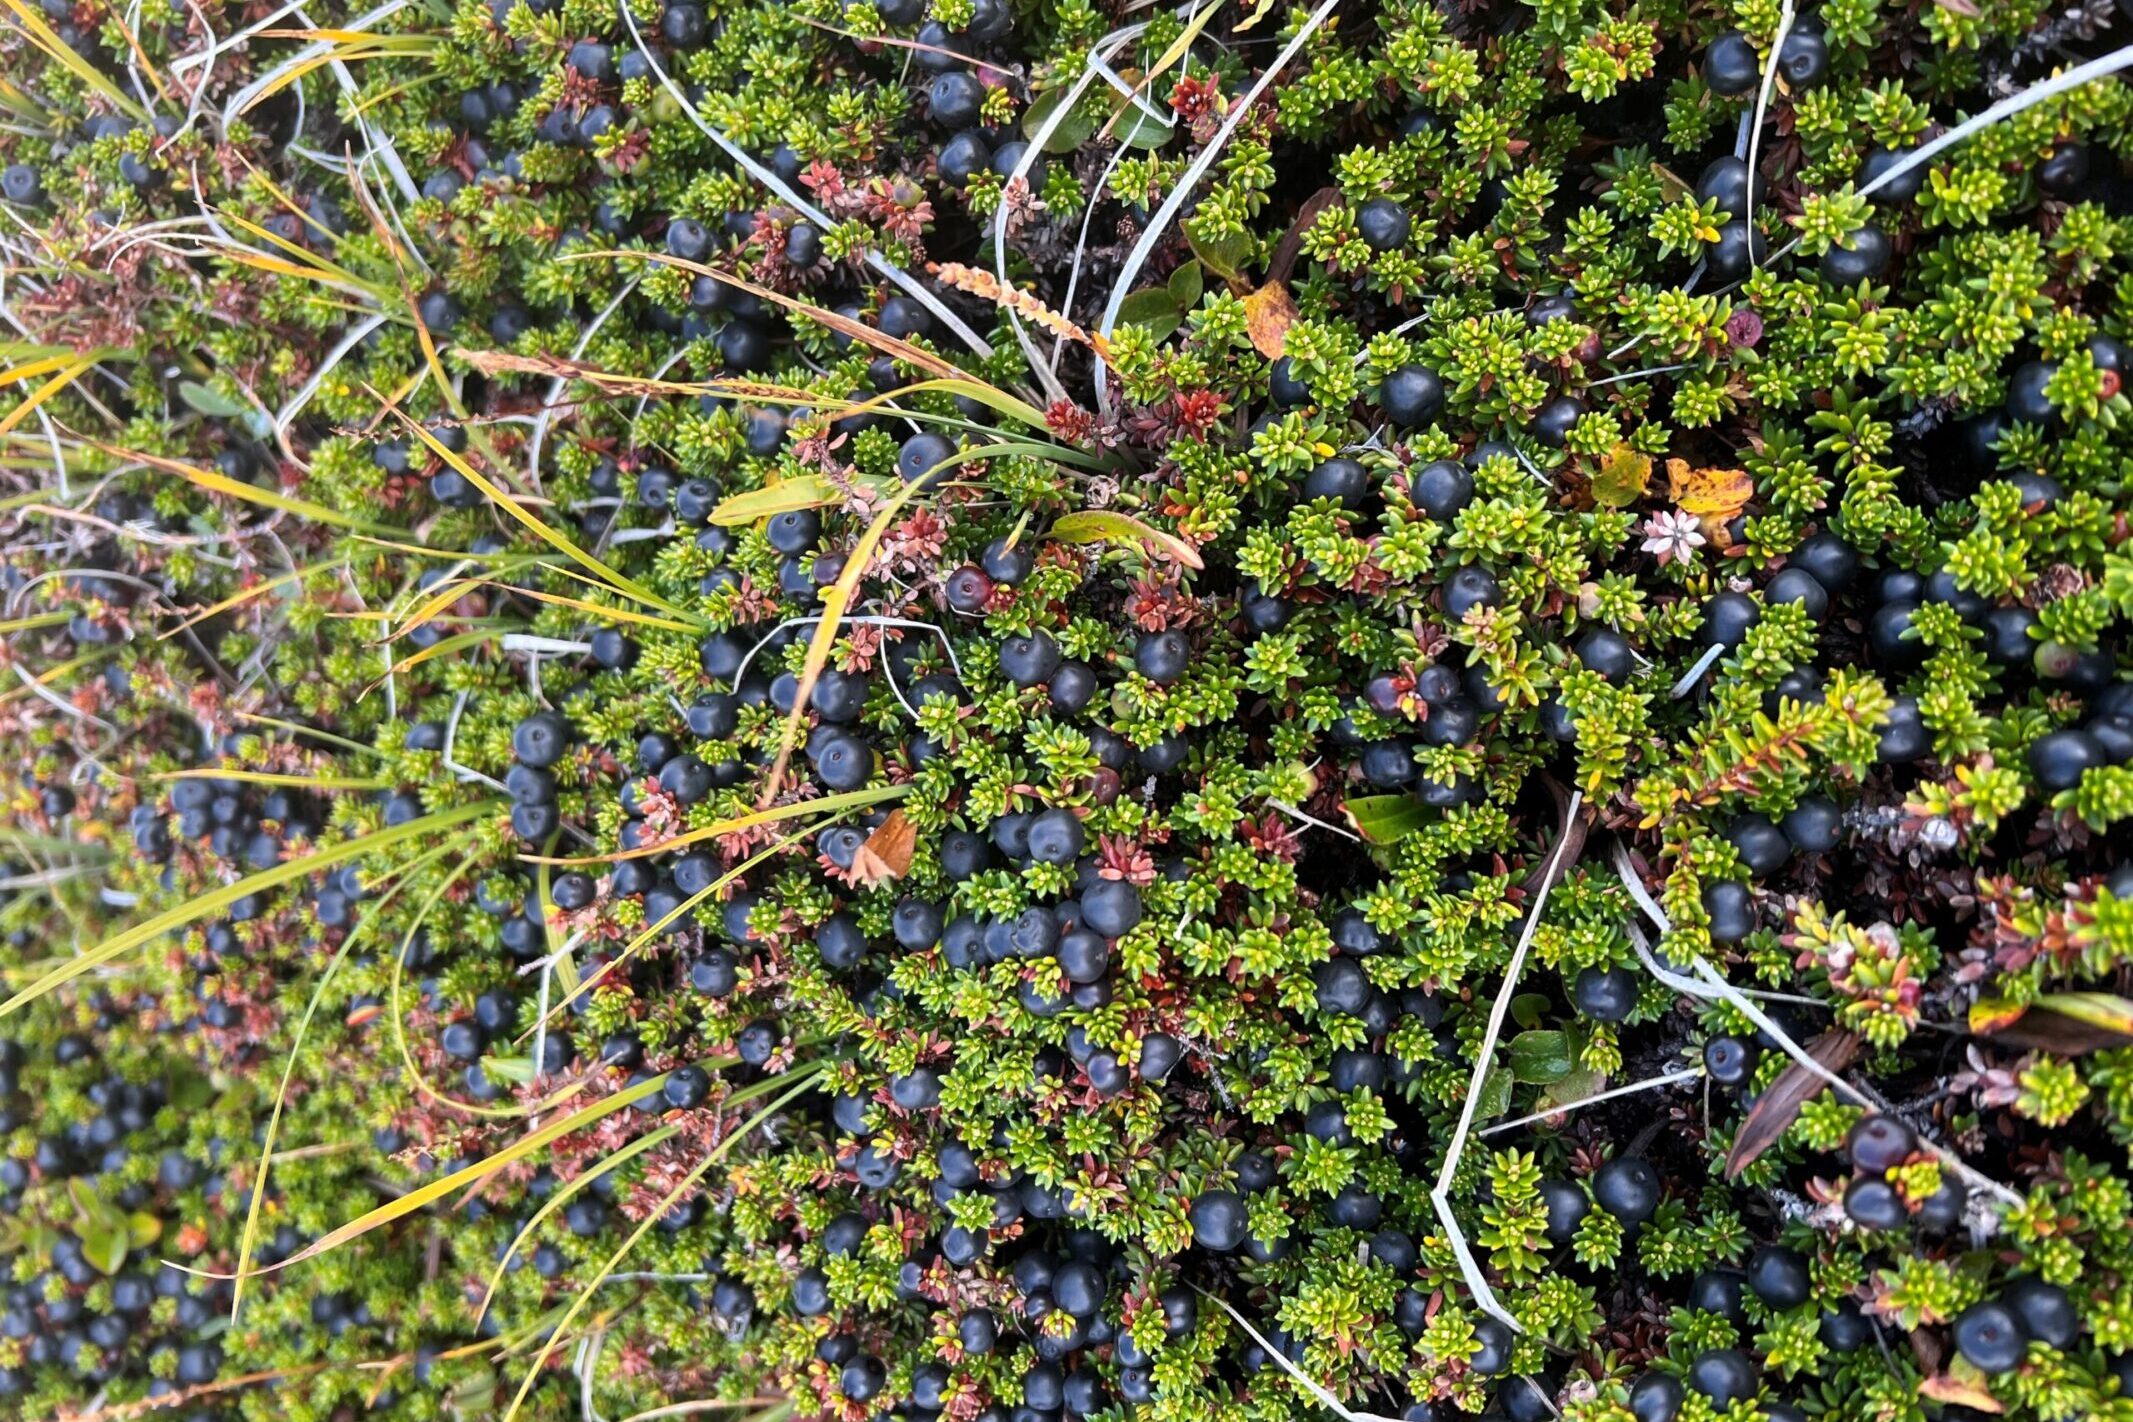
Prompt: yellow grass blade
<box><xmin>0</xmin><ymin>354</ymin><xmax>104</xmax><ymax>438</ymax></box>
<box><xmin>474</xmin><ymin>1123</ymin><xmax>680</xmax><ymax>1323</ymax></box>
<box><xmin>0</xmin><ymin>353</ymin><xmax>80</xmax><ymax>389</ymax></box>
<box><xmin>522</xmin><ymin>829</ymin><xmax>806</xmax><ymax>1032</ymax></box>
<box><xmin>400</xmin><ymin>417</ymin><xmax>700</xmax><ymax>625</ymax></box>
<box><xmin>0</xmin><ymin>0</ymin><xmax>149</xmax><ymax>119</ymax></box>
<box><xmin>78</xmin><ymin>438</ymin><xmax>399</xmax><ymax>533</ymax></box>
<box><xmin>757</xmin><ymin>475</ymin><xmax>932</xmax><ymax>805</ymax></box>
<box><xmin>522</xmin><ymin>783</ymin><xmax>911</xmax><ymax>866</ymax></box>
<box><xmin>564</xmin><ymin>251</ymin><xmax>1052</xmax><ymax>431</ymax></box>
<box><xmin>222</xmin><ymin>1071</ymin><xmax>672</xmax><ymax>1283</ymax></box>
<box><xmin>148</xmin><ymin>768</ymin><xmax>391</xmax><ymax>791</ymax></box>
<box><xmin>228</xmin><ymin>837</ymin><xmax>457</xmax><ymax>1320</ymax></box>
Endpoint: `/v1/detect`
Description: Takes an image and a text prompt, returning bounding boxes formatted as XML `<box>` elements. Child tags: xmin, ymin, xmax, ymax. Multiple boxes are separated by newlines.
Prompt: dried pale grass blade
<box><xmin>1199</xmin><ymin>1292</ymin><xmax>1408</xmax><ymax>1422</ymax></box>
<box><xmin>1094</xmin><ymin>0</ymin><xmax>1343</xmax><ymax>406</ymax></box>
<box><xmin>1430</xmin><ymin>789</ymin><xmax>1585</xmax><ymax>1334</ymax></box>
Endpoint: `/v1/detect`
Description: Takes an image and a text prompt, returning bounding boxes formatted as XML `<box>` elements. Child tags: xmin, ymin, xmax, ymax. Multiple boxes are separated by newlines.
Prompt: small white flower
<box><xmin>1639</xmin><ymin>509</ymin><xmax>1705</xmax><ymax>566</ymax></box>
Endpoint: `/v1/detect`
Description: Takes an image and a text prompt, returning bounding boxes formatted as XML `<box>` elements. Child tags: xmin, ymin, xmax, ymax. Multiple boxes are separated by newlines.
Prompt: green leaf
<box><xmin>1025</xmin><ymin>87</ymin><xmax>1100</xmax><ymax>153</ymax></box>
<box><xmin>1509</xmin><ymin>992</ymin><xmax>1552</xmax><ymax>1031</ymax></box>
<box><xmin>1116</xmin><ymin>104</ymin><xmax>1176</xmax><ymax>150</ymax></box>
<box><xmin>709</xmin><ymin>473</ymin><xmax>851</xmax><ymax>526</ymax></box>
<box><xmin>1507</xmin><ymin>1030</ymin><xmax>1573</xmax><ymax>1084</ymax></box>
<box><xmin>1478</xmin><ymin>1063</ymin><xmax>1514</xmax><ymax>1119</ymax></box>
<box><xmin>1047</xmin><ymin>510</ymin><xmax>1205</xmax><ymax>570</ymax></box>
<box><xmin>1168</xmin><ymin>260</ymin><xmax>1205</xmax><ymax>310</ymax></box>
<box><xmin>1971</xmin><ymin>992</ymin><xmax>2133</xmax><ymax>1053</ymax></box>
<box><xmin>1534</xmin><ymin>1066</ymin><xmax>1607</xmax><ymax>1118</ymax></box>
<box><xmin>1189</xmin><ymin>226</ymin><xmax>1253</xmax><ymax>286</ymax></box>
<box><xmin>1</xmin><ymin>800</ymin><xmax>498</xmax><ymax>1016</ymax></box>
<box><xmin>68</xmin><ymin>1178</ymin><xmax>122</xmax><ymax>1234</ymax></box>
<box><xmin>482</xmin><ymin>1055</ymin><xmax>536</xmax><ymax>1085</ymax></box>
<box><xmin>1341</xmin><ymin>794</ymin><xmax>1429</xmax><ymax>844</ymax></box>
<box><xmin>1116</xmin><ymin>287</ymin><xmax>1184</xmax><ymax>342</ymax></box>
<box><xmin>78</xmin><ymin>1223</ymin><xmax>128</xmax><ymax>1276</ymax></box>
<box><xmin>178</xmin><ymin>380</ymin><xmax>251</xmax><ymax>418</ymax></box>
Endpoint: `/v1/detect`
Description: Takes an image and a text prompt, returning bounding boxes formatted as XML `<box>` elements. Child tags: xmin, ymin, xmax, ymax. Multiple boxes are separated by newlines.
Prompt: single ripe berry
<box><xmin>1686</xmin><ymin>1349</ymin><xmax>1757</xmax><ymax>1410</ymax></box>
<box><xmin>1777</xmin><ymin>27</ymin><xmax>1827</xmax><ymax>85</ymax></box>
<box><xmin>2029</xmin><ymin>728</ymin><xmax>2104</xmax><ymax>793</ymax></box>
<box><xmin>2004</xmin><ymin>1277</ymin><xmax>2077</xmax><ymax>1350</ymax></box>
<box><xmin>1572</xmin><ymin>965</ymin><xmax>1637</xmax><ymax>1022</ymax></box>
<box><xmin>1380</xmin><ymin>365</ymin><xmax>1444</xmax><ymax>427</ymax></box>
<box><xmin>1704</xmin><ymin>1035</ymin><xmax>1755</xmax><ymax>1087</ymax></box>
<box><xmin>1592</xmin><ymin>1157</ymin><xmax>1660</xmax><ymax>1224</ymax></box>
<box><xmin>1412</xmin><ymin>459</ymin><xmax>1474</xmax><ymax>521</ymax></box>
<box><xmin>1747</xmin><ymin>1245</ymin><xmax>1811</xmax><ymax>1309</ymax></box>
<box><xmin>1842</xmin><ymin>1177</ymin><xmax>1907</xmax><ymax>1231</ymax></box>
<box><xmin>1702</xmin><ymin>32</ymin><xmax>1760</xmax><ymax>96</ymax></box>
<box><xmin>1135</xmin><ymin>629</ymin><xmax>1190</xmax><ymax>685</ymax></box>
<box><xmin>1189</xmin><ymin>1190</ymin><xmax>1245</xmax><ymax>1251</ymax></box>
<box><xmin>1628</xmin><ymin>1372</ymin><xmax>1684</xmax><ymax>1422</ymax></box>
<box><xmin>945</xmin><ymin>565</ymin><xmax>994</xmax><ymax>613</ymax></box>
<box><xmin>1702</xmin><ymin>880</ymin><xmax>1755</xmax><ymax>944</ymax></box>
<box><xmin>1953</xmin><ymin>1301</ymin><xmax>2028</xmax><ymax>1375</ymax></box>
<box><xmin>1845</xmin><ymin>1113</ymin><xmax>1916</xmax><ymax>1173</ymax></box>
<box><xmin>1356</xmin><ymin>197</ymin><xmax>1411</xmax><ymax>252</ymax></box>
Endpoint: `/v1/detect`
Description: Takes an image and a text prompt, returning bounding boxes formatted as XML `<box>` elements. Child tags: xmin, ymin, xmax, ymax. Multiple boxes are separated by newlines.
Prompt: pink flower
<box><xmin>1639</xmin><ymin>509</ymin><xmax>1706</xmax><ymax>566</ymax></box>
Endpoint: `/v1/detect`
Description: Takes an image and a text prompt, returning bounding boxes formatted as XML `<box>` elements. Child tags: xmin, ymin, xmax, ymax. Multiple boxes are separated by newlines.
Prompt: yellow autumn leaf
<box><xmin>1243</xmin><ymin>281</ymin><xmax>1297</xmax><ymax>359</ymax></box>
<box><xmin>1590</xmin><ymin>444</ymin><xmax>1653</xmax><ymax>508</ymax></box>
<box><xmin>1665</xmin><ymin>458</ymin><xmax>1753</xmax><ymax>519</ymax></box>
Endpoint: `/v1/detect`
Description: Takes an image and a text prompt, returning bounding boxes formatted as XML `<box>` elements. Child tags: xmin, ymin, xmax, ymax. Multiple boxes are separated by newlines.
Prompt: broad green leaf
<box><xmin>1189</xmin><ymin>225</ymin><xmax>1253</xmax><ymax>286</ymax></box>
<box><xmin>1025</xmin><ymin>86</ymin><xmax>1099</xmax><ymax>153</ymax></box>
<box><xmin>1510</xmin><ymin>992</ymin><xmax>1552</xmax><ymax>1031</ymax></box>
<box><xmin>1341</xmin><ymin>793</ymin><xmax>1430</xmax><ymax>844</ymax></box>
<box><xmin>178</xmin><ymin>380</ymin><xmax>252</xmax><ymax>418</ymax></box>
<box><xmin>1508</xmin><ymin>1030</ymin><xmax>1573</xmax><ymax>1084</ymax></box>
<box><xmin>710</xmin><ymin>474</ymin><xmax>847</xmax><ymax>526</ymax></box>
<box><xmin>1168</xmin><ymin>260</ymin><xmax>1205</xmax><ymax>310</ymax></box>
<box><xmin>1477</xmin><ymin>1063</ymin><xmax>1514</xmax><ymax>1119</ymax></box>
<box><xmin>79</xmin><ymin>1223</ymin><xmax>128</xmax><ymax>1275</ymax></box>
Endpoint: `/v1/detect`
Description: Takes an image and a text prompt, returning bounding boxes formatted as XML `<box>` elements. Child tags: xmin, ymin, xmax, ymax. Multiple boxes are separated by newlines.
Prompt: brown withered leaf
<box><xmin>1243</xmin><ymin>281</ymin><xmax>1298</xmax><ymax>359</ymax></box>
<box><xmin>849</xmin><ymin>809</ymin><xmax>916</xmax><ymax>887</ymax></box>
<box><xmin>1969</xmin><ymin>992</ymin><xmax>2133</xmax><ymax>1054</ymax></box>
<box><xmin>1920</xmin><ymin>1373</ymin><xmax>2001</xmax><ymax>1413</ymax></box>
<box><xmin>1724</xmin><ymin>1030</ymin><xmax>1862</xmax><ymax>1178</ymax></box>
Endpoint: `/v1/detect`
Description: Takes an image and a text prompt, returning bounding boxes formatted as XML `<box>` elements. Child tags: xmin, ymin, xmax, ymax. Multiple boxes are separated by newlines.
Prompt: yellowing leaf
<box><xmin>1590</xmin><ymin>444</ymin><xmax>1653</xmax><ymax>508</ymax></box>
<box><xmin>1665</xmin><ymin>458</ymin><xmax>1753</xmax><ymax>520</ymax></box>
<box><xmin>1048</xmin><ymin>511</ymin><xmax>1205</xmax><ymax>571</ymax></box>
<box><xmin>1243</xmin><ymin>281</ymin><xmax>1298</xmax><ymax>359</ymax></box>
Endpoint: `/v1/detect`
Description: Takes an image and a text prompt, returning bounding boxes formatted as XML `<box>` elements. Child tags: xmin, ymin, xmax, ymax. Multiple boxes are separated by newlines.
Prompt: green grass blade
<box><xmin>228</xmin><ymin>838</ymin><xmax>459</xmax><ymax>1321</ymax></box>
<box><xmin>0</xmin><ymin>800</ymin><xmax>497</xmax><ymax>1016</ymax></box>
<box><xmin>525</xmin><ymin>784</ymin><xmax>911</xmax><ymax>866</ymax></box>
<box><xmin>474</xmin><ymin>1124</ymin><xmax>681</xmax><ymax>1323</ymax></box>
